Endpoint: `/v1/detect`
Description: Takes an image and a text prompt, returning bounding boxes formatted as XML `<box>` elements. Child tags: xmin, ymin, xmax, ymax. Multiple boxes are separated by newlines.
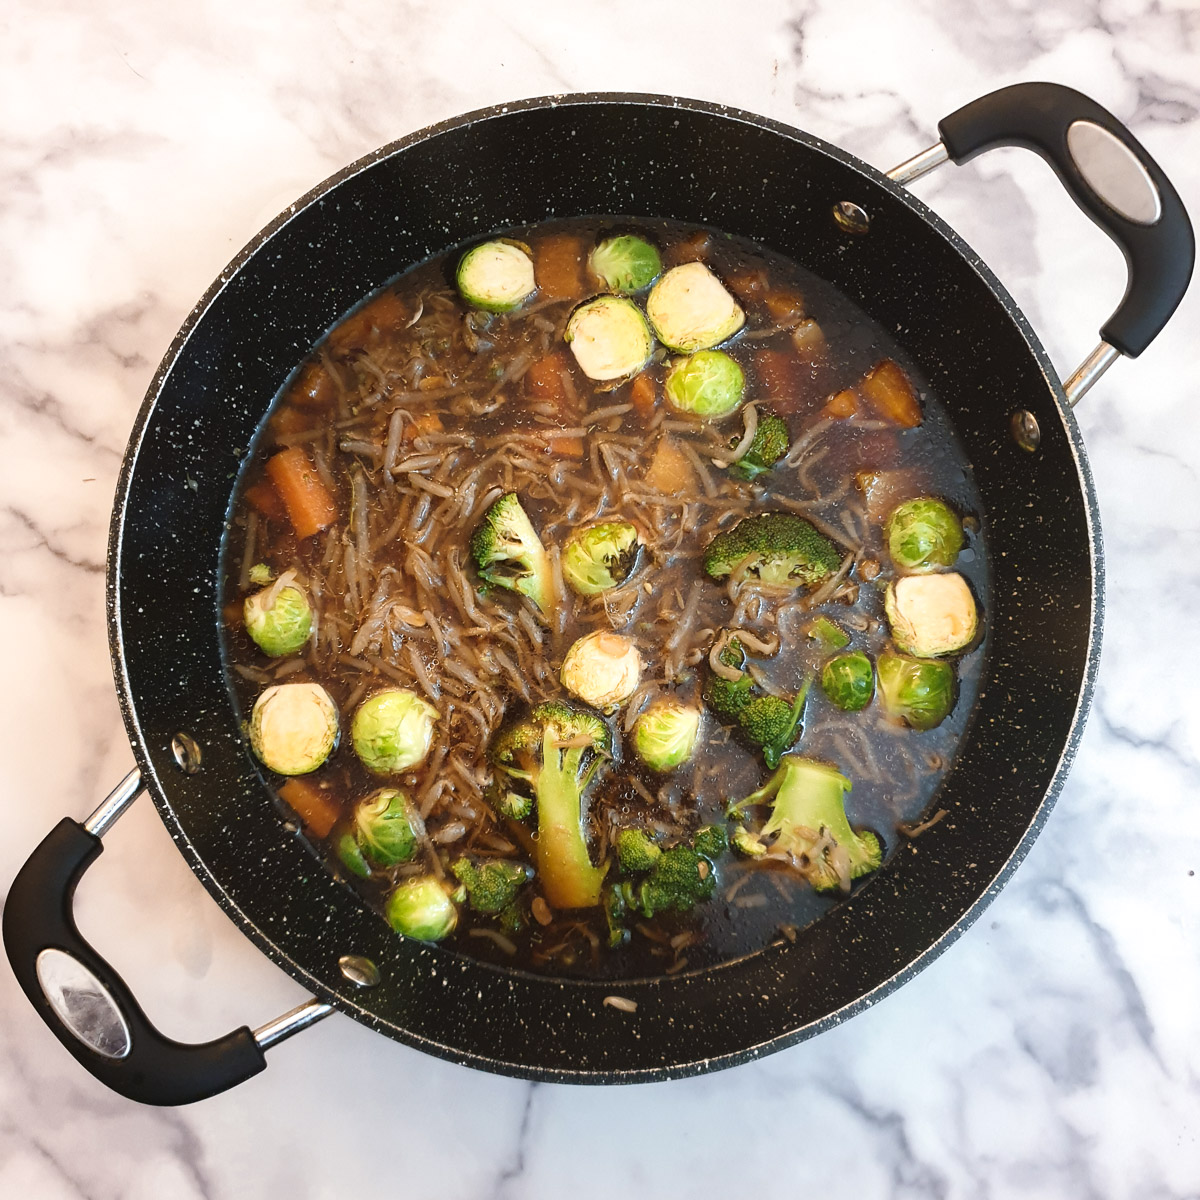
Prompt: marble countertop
<box><xmin>2</xmin><ymin>1</ymin><xmax>1198</xmax><ymax>1195</ymax></box>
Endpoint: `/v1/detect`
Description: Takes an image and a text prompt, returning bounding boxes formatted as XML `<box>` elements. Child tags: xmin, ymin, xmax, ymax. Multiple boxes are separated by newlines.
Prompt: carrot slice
<box><xmin>244</xmin><ymin>480</ymin><xmax>287</xmax><ymax>523</ymax></box>
<box><xmin>534</xmin><ymin>235</ymin><xmax>585</xmax><ymax>302</ymax></box>
<box><xmin>823</xmin><ymin>389</ymin><xmax>859</xmax><ymax>419</ymax></box>
<box><xmin>859</xmin><ymin>359</ymin><xmax>922</xmax><ymax>428</ymax></box>
<box><xmin>288</xmin><ymin>361</ymin><xmax>337</xmax><ymax>408</ymax></box>
<box><xmin>401</xmin><ymin>411</ymin><xmax>445</xmax><ymax>443</ymax></box>
<box><xmin>545</xmin><ymin>436</ymin><xmax>585</xmax><ymax>458</ymax></box>
<box><xmin>630</xmin><ymin>372</ymin><xmax>658</xmax><ymax>421</ymax></box>
<box><xmin>268</xmin><ymin>405</ymin><xmax>316</xmax><ymax>440</ymax></box>
<box><xmin>525</xmin><ymin>351</ymin><xmax>574</xmax><ymax>416</ymax></box>
<box><xmin>278</xmin><ymin>778</ymin><xmax>340</xmax><ymax>839</ymax></box>
<box><xmin>265</xmin><ymin>447</ymin><xmax>337</xmax><ymax>539</ymax></box>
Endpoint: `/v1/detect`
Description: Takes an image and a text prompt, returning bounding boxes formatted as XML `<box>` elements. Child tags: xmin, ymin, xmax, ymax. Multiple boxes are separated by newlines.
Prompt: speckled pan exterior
<box><xmin>106</xmin><ymin>95</ymin><xmax>1101</xmax><ymax>1082</ymax></box>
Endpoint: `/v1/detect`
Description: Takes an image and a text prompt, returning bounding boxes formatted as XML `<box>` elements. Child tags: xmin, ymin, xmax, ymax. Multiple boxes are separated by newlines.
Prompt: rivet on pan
<box><xmin>832</xmin><ymin>201</ymin><xmax>870</xmax><ymax>235</ymax></box>
<box><xmin>338</xmin><ymin>955</ymin><xmax>381</xmax><ymax>988</ymax></box>
<box><xmin>1011</xmin><ymin>410</ymin><xmax>1041</xmax><ymax>453</ymax></box>
<box><xmin>170</xmin><ymin>732</ymin><xmax>203</xmax><ymax>774</ymax></box>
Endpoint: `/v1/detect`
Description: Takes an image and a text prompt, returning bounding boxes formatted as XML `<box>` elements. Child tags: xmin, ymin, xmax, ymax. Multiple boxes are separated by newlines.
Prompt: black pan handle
<box><xmin>936</xmin><ymin>82</ymin><xmax>1194</xmax><ymax>360</ymax></box>
<box><xmin>3</xmin><ymin>813</ymin><xmax>268</xmax><ymax>1105</ymax></box>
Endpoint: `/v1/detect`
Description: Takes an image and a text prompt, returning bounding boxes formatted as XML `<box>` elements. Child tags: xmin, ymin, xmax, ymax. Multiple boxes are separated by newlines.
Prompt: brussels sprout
<box><xmin>664</xmin><ymin>350</ymin><xmax>745</xmax><ymax>420</ymax></box>
<box><xmin>886</xmin><ymin>497</ymin><xmax>965</xmax><ymax>573</ymax></box>
<box><xmin>249</xmin><ymin>682</ymin><xmax>338</xmax><ymax>776</ymax></box>
<box><xmin>351</xmin><ymin>688</ymin><xmax>439</xmax><ymax>775</ymax></box>
<box><xmin>564</xmin><ymin>295</ymin><xmax>655</xmax><ymax>381</ymax></box>
<box><xmin>821</xmin><ymin>651</ymin><xmax>875</xmax><ymax>712</ymax></box>
<box><xmin>456</xmin><ymin>240</ymin><xmax>536</xmax><ymax>312</ymax></box>
<box><xmin>351</xmin><ymin>788</ymin><xmax>419</xmax><ymax>866</ymax></box>
<box><xmin>884</xmin><ymin>572</ymin><xmax>978</xmax><ymax>657</ymax></box>
<box><xmin>336</xmin><ymin>832</ymin><xmax>372</xmax><ymax>878</ymax></box>
<box><xmin>561</xmin><ymin>630</ymin><xmax>642</xmax><ymax>710</ymax></box>
<box><xmin>562</xmin><ymin>521</ymin><xmax>642</xmax><ymax>596</ymax></box>
<box><xmin>588</xmin><ymin>235</ymin><xmax>662</xmax><ymax>293</ymax></box>
<box><xmin>633</xmin><ymin>699</ymin><xmax>701</xmax><ymax>772</ymax></box>
<box><xmin>646</xmin><ymin>261</ymin><xmax>745</xmax><ymax>351</ymax></box>
<box><xmin>244</xmin><ymin>583</ymin><xmax>312</xmax><ymax>657</ymax></box>
<box><xmin>877</xmin><ymin>652</ymin><xmax>955</xmax><ymax>731</ymax></box>
<box><xmin>385</xmin><ymin>876</ymin><xmax>458</xmax><ymax>941</ymax></box>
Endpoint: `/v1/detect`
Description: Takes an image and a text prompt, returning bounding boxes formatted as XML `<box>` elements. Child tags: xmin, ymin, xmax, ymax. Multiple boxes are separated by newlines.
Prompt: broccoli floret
<box><xmin>702</xmin><ymin>513</ymin><xmax>840</xmax><ymax>587</ymax></box>
<box><xmin>739</xmin><ymin>683</ymin><xmax>810</xmax><ymax>768</ymax></box>
<box><xmin>731</xmin><ymin>825</ymin><xmax>766</xmax><ymax>857</ymax></box>
<box><xmin>636</xmin><ymin>845</ymin><xmax>716</xmax><ymax>917</ymax></box>
<box><xmin>693</xmin><ymin>824</ymin><xmax>729</xmax><ymax>860</ymax></box>
<box><xmin>470</xmin><ymin>492</ymin><xmax>553</xmax><ymax>616</ymax></box>
<box><xmin>728</xmin><ymin>412</ymin><xmax>790</xmax><ymax>481</ymax></box>
<box><xmin>616</xmin><ymin>829</ymin><xmax>662</xmax><ymax>874</ymax></box>
<box><xmin>702</xmin><ymin>637</ymin><xmax>755</xmax><ymax>722</ymax></box>
<box><xmin>603</xmin><ymin>880</ymin><xmax>635</xmax><ymax>948</ymax></box>
<box><xmin>490</xmin><ymin>701</ymin><xmax>611</xmax><ymax>909</ymax></box>
<box><xmin>731</xmin><ymin>756</ymin><xmax>882</xmax><ymax>893</ymax></box>
<box><xmin>496</xmin><ymin>790</ymin><xmax>533</xmax><ymax>821</ymax></box>
<box><xmin>450</xmin><ymin>858</ymin><xmax>532</xmax><ymax>915</ymax></box>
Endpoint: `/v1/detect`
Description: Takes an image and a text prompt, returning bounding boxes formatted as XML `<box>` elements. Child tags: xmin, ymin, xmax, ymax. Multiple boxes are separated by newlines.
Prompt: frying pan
<box><xmin>3</xmin><ymin>83</ymin><xmax>1192</xmax><ymax>1105</ymax></box>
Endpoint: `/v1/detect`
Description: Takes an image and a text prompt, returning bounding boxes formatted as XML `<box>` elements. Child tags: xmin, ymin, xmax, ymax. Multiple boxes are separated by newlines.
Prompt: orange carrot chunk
<box><xmin>265</xmin><ymin>447</ymin><xmax>337</xmax><ymax>540</ymax></box>
<box><xmin>859</xmin><ymin>359</ymin><xmax>922</xmax><ymax>428</ymax></box>
<box><xmin>244</xmin><ymin>480</ymin><xmax>287</xmax><ymax>523</ymax></box>
<box><xmin>288</xmin><ymin>361</ymin><xmax>337</xmax><ymax>408</ymax></box>
<box><xmin>525</xmin><ymin>351</ymin><xmax>574</xmax><ymax>417</ymax></box>
<box><xmin>401</xmin><ymin>411</ymin><xmax>446</xmax><ymax>443</ymax></box>
<box><xmin>823</xmin><ymin>389</ymin><xmax>859</xmax><ymax>420</ymax></box>
<box><xmin>278</xmin><ymin>778</ymin><xmax>340</xmax><ymax>839</ymax></box>
<box><xmin>545</xmin><ymin>436</ymin><xmax>585</xmax><ymax>459</ymax></box>
<box><xmin>630</xmin><ymin>372</ymin><xmax>658</xmax><ymax>421</ymax></box>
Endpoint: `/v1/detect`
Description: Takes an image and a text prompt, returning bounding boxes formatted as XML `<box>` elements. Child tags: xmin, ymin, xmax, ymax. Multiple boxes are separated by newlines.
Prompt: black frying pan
<box><xmin>4</xmin><ymin>83</ymin><xmax>1193</xmax><ymax>1105</ymax></box>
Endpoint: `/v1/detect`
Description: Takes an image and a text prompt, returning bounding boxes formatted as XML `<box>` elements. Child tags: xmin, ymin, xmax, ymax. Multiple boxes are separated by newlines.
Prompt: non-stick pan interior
<box><xmin>109</xmin><ymin>95</ymin><xmax>1099</xmax><ymax>1080</ymax></box>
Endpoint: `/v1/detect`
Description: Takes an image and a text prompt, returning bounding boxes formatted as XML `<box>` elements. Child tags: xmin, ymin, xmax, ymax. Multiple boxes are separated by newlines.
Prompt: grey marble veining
<box><xmin>1</xmin><ymin>0</ymin><xmax>1198</xmax><ymax>1196</ymax></box>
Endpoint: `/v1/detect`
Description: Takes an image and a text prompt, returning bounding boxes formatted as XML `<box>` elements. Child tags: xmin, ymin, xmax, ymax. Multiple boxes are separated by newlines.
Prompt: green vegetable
<box><xmin>497</xmin><ymin>791</ymin><xmax>532</xmax><ymax>821</ymax></box>
<box><xmin>646</xmin><ymin>261</ymin><xmax>745</xmax><ymax>352</ymax></box>
<box><xmin>637</xmin><ymin>845</ymin><xmax>716</xmax><ymax>917</ymax></box>
<box><xmin>450</xmin><ymin>858</ymin><xmax>532</xmax><ymax>915</ymax></box>
<box><xmin>564</xmin><ymin>295</ymin><xmax>655</xmax><ymax>381</ymax></box>
<box><xmin>730</xmin><ymin>756</ymin><xmax>881</xmax><ymax>893</ymax></box>
<box><xmin>562</xmin><ymin>521</ymin><xmax>641</xmax><ymax>596</ymax></box>
<box><xmin>385</xmin><ymin>876</ymin><xmax>458</xmax><ymax>941</ymax></box>
<box><xmin>886</xmin><ymin>497</ymin><xmax>964</xmax><ymax>573</ymax></box>
<box><xmin>351</xmin><ymin>689</ymin><xmax>438</xmax><ymax>775</ymax></box>
<box><xmin>731</xmin><ymin>825</ymin><xmax>766</xmax><ymax>857</ymax></box>
<box><xmin>727</xmin><ymin>411</ymin><xmax>791</xmax><ymax>480</ymax></box>
<box><xmin>633</xmin><ymin>699</ymin><xmax>702</xmax><ymax>772</ymax></box>
<box><xmin>602</xmin><ymin>881</ymin><xmax>635</xmax><ymax>948</ymax></box>
<box><xmin>807</xmin><ymin>616</ymin><xmax>850</xmax><ymax>653</ymax></box>
<box><xmin>877</xmin><ymin>652</ymin><xmax>955</xmax><ymax>731</ymax></box>
<box><xmin>335</xmin><ymin>832</ymin><xmax>371</xmax><ymax>878</ymax></box>
<box><xmin>821</xmin><ymin>652</ymin><xmax>875</xmax><ymax>712</ymax></box>
<box><xmin>701</xmin><ymin>638</ymin><xmax>812</xmax><ymax>767</ymax></box>
<box><xmin>244</xmin><ymin>583</ymin><xmax>312</xmax><ymax>658</ymax></box>
<box><xmin>702</xmin><ymin>513</ymin><xmax>841</xmax><ymax>588</ymax></box>
<box><xmin>561</xmin><ymin>630</ymin><xmax>642</xmax><ymax>710</ymax></box>
<box><xmin>692</xmin><ymin>824</ymin><xmax>729</xmax><ymax>860</ymax></box>
<box><xmin>350</xmin><ymin>788</ymin><xmax>419</xmax><ymax>865</ymax></box>
<box><xmin>884</xmin><ymin>573</ymin><xmax>978</xmax><ymax>657</ymax></box>
<box><xmin>249</xmin><ymin>682</ymin><xmax>338</xmax><ymax>776</ymax></box>
<box><xmin>456</xmin><ymin>240</ymin><xmax>536</xmax><ymax>312</ymax></box>
<box><xmin>491</xmin><ymin>702</ymin><xmax>612</xmax><ymax>909</ymax></box>
<box><xmin>664</xmin><ymin>350</ymin><xmax>745</xmax><ymax>419</ymax></box>
<box><xmin>615</xmin><ymin>829</ymin><xmax>661</xmax><ymax>874</ymax></box>
<box><xmin>470</xmin><ymin>492</ymin><xmax>554</xmax><ymax>617</ymax></box>
<box><xmin>248</xmin><ymin>563</ymin><xmax>274</xmax><ymax>586</ymax></box>
<box><xmin>588</xmin><ymin>235</ymin><xmax>662</xmax><ymax>293</ymax></box>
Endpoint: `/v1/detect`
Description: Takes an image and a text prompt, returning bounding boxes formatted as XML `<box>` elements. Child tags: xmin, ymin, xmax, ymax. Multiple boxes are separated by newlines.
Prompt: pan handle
<box><xmin>2</xmin><ymin>770</ymin><xmax>332</xmax><ymax>1106</ymax></box>
<box><xmin>888</xmin><ymin>82</ymin><xmax>1194</xmax><ymax>402</ymax></box>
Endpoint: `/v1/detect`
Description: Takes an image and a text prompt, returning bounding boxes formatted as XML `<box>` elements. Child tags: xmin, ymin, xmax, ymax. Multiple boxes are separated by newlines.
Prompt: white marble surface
<box><xmin>2</xmin><ymin>1</ymin><xmax>1198</xmax><ymax>1195</ymax></box>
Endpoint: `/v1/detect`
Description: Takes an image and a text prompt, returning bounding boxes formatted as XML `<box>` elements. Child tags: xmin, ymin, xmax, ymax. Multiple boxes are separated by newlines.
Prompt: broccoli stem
<box><xmin>535</xmin><ymin>726</ymin><xmax>608</xmax><ymax>908</ymax></box>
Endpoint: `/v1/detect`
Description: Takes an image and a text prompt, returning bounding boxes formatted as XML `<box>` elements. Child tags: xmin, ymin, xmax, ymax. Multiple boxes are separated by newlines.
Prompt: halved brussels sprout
<box><xmin>385</xmin><ymin>876</ymin><xmax>458</xmax><ymax>941</ymax></box>
<box><xmin>456</xmin><ymin>240</ymin><xmax>536</xmax><ymax>312</ymax></box>
<box><xmin>336</xmin><ymin>833</ymin><xmax>372</xmax><ymax>879</ymax></box>
<box><xmin>250</xmin><ymin>682</ymin><xmax>338</xmax><ymax>776</ymax></box>
<box><xmin>633</xmin><ymin>699</ymin><xmax>702</xmax><ymax>772</ymax></box>
<box><xmin>351</xmin><ymin>688</ymin><xmax>438</xmax><ymax>775</ymax></box>
<box><xmin>885</xmin><ymin>573</ymin><xmax>978</xmax><ymax>657</ymax></box>
<box><xmin>886</xmin><ymin>498</ymin><xmax>965</xmax><ymax>573</ymax></box>
<box><xmin>646</xmin><ymin>261</ymin><xmax>745</xmax><ymax>352</ymax></box>
<box><xmin>664</xmin><ymin>350</ymin><xmax>745</xmax><ymax>419</ymax></box>
<box><xmin>564</xmin><ymin>296</ymin><xmax>654</xmax><ymax>381</ymax></box>
<box><xmin>351</xmin><ymin>788</ymin><xmax>419</xmax><ymax>866</ymax></box>
<box><xmin>821</xmin><ymin>652</ymin><xmax>875</xmax><ymax>712</ymax></box>
<box><xmin>588</xmin><ymin>235</ymin><xmax>662</xmax><ymax>293</ymax></box>
<box><xmin>561</xmin><ymin>630</ymin><xmax>642</xmax><ymax>710</ymax></box>
<box><xmin>244</xmin><ymin>583</ymin><xmax>311</xmax><ymax>658</ymax></box>
<box><xmin>562</xmin><ymin>521</ymin><xmax>642</xmax><ymax>596</ymax></box>
<box><xmin>877</xmin><ymin>652</ymin><xmax>955</xmax><ymax>731</ymax></box>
